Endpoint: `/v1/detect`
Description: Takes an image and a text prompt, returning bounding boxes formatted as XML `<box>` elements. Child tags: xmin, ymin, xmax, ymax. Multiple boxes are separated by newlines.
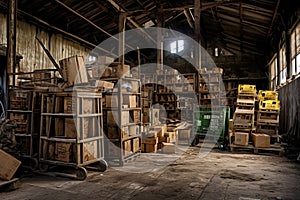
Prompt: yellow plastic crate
<box><xmin>258</xmin><ymin>90</ymin><xmax>278</xmax><ymax>101</ymax></box>
<box><xmin>259</xmin><ymin>100</ymin><xmax>280</xmax><ymax>111</ymax></box>
<box><xmin>238</xmin><ymin>84</ymin><xmax>256</xmax><ymax>94</ymax></box>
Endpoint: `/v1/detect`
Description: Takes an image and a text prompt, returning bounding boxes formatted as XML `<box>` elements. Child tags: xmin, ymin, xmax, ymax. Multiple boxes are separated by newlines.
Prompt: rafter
<box><xmin>267</xmin><ymin>0</ymin><xmax>280</xmax><ymax>37</ymax></box>
<box><xmin>184</xmin><ymin>8</ymin><xmax>194</xmax><ymax>29</ymax></box>
<box><xmin>106</xmin><ymin>0</ymin><xmax>156</xmax><ymax>44</ymax></box>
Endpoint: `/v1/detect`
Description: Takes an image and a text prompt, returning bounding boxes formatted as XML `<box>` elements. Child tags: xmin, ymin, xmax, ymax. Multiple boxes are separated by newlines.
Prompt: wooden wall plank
<box><xmin>0</xmin><ymin>13</ymin><xmax>90</xmax><ymax>72</ymax></box>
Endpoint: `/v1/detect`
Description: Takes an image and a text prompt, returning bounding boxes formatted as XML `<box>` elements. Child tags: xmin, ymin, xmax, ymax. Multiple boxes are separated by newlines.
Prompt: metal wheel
<box><xmin>97</xmin><ymin>160</ymin><xmax>108</xmax><ymax>172</ymax></box>
<box><xmin>76</xmin><ymin>167</ymin><xmax>87</xmax><ymax>180</ymax></box>
<box><xmin>39</xmin><ymin>163</ymin><xmax>49</xmax><ymax>172</ymax></box>
<box><xmin>30</xmin><ymin>158</ymin><xmax>39</xmax><ymax>171</ymax></box>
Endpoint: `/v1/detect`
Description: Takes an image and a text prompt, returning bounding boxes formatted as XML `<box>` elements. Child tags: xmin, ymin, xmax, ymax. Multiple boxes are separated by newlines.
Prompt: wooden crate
<box><xmin>0</xmin><ymin>150</ymin><xmax>21</xmax><ymax>181</ymax></box>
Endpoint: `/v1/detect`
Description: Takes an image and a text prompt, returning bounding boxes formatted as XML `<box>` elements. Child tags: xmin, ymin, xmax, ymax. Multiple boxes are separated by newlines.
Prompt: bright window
<box><xmin>270</xmin><ymin>56</ymin><xmax>278</xmax><ymax>90</ymax></box>
<box><xmin>88</xmin><ymin>55</ymin><xmax>96</xmax><ymax>62</ymax></box>
<box><xmin>279</xmin><ymin>45</ymin><xmax>286</xmax><ymax>84</ymax></box>
<box><xmin>170</xmin><ymin>40</ymin><xmax>184</xmax><ymax>53</ymax></box>
<box><xmin>291</xmin><ymin>22</ymin><xmax>300</xmax><ymax>76</ymax></box>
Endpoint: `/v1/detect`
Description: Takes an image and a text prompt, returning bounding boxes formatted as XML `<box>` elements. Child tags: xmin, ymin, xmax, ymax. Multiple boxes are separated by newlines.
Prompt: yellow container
<box><xmin>238</xmin><ymin>84</ymin><xmax>256</xmax><ymax>94</ymax></box>
<box><xmin>258</xmin><ymin>90</ymin><xmax>278</xmax><ymax>101</ymax></box>
<box><xmin>259</xmin><ymin>100</ymin><xmax>280</xmax><ymax>111</ymax></box>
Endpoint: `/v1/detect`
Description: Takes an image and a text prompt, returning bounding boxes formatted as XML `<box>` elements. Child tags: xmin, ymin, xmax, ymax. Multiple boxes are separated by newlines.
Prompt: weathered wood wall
<box><xmin>0</xmin><ymin>13</ymin><xmax>91</xmax><ymax>72</ymax></box>
<box><xmin>278</xmin><ymin>77</ymin><xmax>300</xmax><ymax>142</ymax></box>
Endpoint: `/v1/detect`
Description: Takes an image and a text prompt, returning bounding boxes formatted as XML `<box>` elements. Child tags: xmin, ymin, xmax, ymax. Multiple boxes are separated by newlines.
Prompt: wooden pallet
<box><xmin>230</xmin><ymin>144</ymin><xmax>284</xmax><ymax>156</ymax></box>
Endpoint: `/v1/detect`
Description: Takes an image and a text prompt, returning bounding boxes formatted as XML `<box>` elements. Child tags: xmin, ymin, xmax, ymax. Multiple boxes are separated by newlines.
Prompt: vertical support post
<box><xmin>157</xmin><ymin>6</ymin><xmax>164</xmax><ymax>71</ymax></box>
<box><xmin>6</xmin><ymin>0</ymin><xmax>17</xmax><ymax>110</ymax></box>
<box><xmin>286</xmin><ymin>30</ymin><xmax>291</xmax><ymax>80</ymax></box>
<box><xmin>118</xmin><ymin>12</ymin><xmax>126</xmax><ymax>66</ymax></box>
<box><xmin>194</xmin><ymin>0</ymin><xmax>201</xmax><ymax>69</ymax></box>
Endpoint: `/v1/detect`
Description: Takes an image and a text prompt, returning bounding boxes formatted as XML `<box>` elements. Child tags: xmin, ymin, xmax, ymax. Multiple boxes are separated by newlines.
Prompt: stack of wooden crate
<box><xmin>7</xmin><ymin>88</ymin><xmax>41</xmax><ymax>169</ymax></box>
<box><xmin>39</xmin><ymin>89</ymin><xmax>106</xmax><ymax>179</ymax></box>
<box><xmin>232</xmin><ymin>84</ymin><xmax>257</xmax><ymax>146</ymax></box>
<box><xmin>256</xmin><ymin>90</ymin><xmax>280</xmax><ymax>143</ymax></box>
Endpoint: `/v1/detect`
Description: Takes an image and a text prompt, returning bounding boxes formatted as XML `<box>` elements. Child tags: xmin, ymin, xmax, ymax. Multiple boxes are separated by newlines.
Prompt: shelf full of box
<box><xmin>101</xmin><ymin>77</ymin><xmax>142</xmax><ymax>166</ymax></box>
<box><xmin>197</xmin><ymin>71</ymin><xmax>226</xmax><ymax>107</ymax></box>
<box><xmin>7</xmin><ymin>88</ymin><xmax>41</xmax><ymax>169</ymax></box>
<box><xmin>38</xmin><ymin>89</ymin><xmax>106</xmax><ymax>180</ymax></box>
<box><xmin>175</xmin><ymin>73</ymin><xmax>197</xmax><ymax>123</ymax></box>
<box><xmin>140</xmin><ymin>73</ymin><xmax>156</xmax><ymax>125</ymax></box>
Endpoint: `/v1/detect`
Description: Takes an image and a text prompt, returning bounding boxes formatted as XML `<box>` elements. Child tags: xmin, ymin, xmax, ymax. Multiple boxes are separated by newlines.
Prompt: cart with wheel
<box><xmin>38</xmin><ymin>89</ymin><xmax>107</xmax><ymax>180</ymax></box>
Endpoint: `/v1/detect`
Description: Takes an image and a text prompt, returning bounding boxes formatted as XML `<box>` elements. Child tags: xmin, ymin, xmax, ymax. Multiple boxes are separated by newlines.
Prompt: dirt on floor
<box><xmin>1</xmin><ymin>146</ymin><xmax>300</xmax><ymax>200</ymax></box>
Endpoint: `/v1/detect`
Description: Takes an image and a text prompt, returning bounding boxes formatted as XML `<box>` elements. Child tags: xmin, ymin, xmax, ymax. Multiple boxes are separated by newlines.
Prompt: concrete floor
<box><xmin>1</xmin><ymin>146</ymin><xmax>300</xmax><ymax>200</ymax></box>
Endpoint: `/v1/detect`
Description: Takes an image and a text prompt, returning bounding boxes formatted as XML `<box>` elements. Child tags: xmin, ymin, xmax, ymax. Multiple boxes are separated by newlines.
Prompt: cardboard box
<box><xmin>123</xmin><ymin>111</ymin><xmax>130</xmax><ymax>125</ymax></box>
<box><xmin>234</xmin><ymin>132</ymin><xmax>249</xmax><ymax>146</ymax></box>
<box><xmin>105</xmin><ymin>95</ymin><xmax>118</xmax><ymax>108</ymax></box>
<box><xmin>161</xmin><ymin>143</ymin><xmax>176</xmax><ymax>154</ymax></box>
<box><xmin>59</xmin><ymin>55</ymin><xmax>88</xmax><ymax>85</ymax></box>
<box><xmin>142</xmin><ymin>144</ymin><xmax>157</xmax><ymax>153</ymax></box>
<box><xmin>111</xmin><ymin>64</ymin><xmax>130</xmax><ymax>78</ymax></box>
<box><xmin>96</xmin><ymin>80</ymin><xmax>114</xmax><ymax>90</ymax></box>
<box><xmin>142</xmin><ymin>137</ymin><xmax>158</xmax><ymax>145</ymax></box>
<box><xmin>147</xmin><ymin>131</ymin><xmax>158</xmax><ymax>138</ymax></box>
<box><xmin>55</xmin><ymin>142</ymin><xmax>73</xmax><ymax>162</ymax></box>
<box><xmin>123</xmin><ymin>140</ymin><xmax>132</xmax><ymax>157</ymax></box>
<box><xmin>121</xmin><ymin>126</ymin><xmax>129</xmax><ymax>139</ymax></box>
<box><xmin>64</xmin><ymin>97</ymin><xmax>74</xmax><ymax>113</ymax></box>
<box><xmin>107</xmin><ymin>111</ymin><xmax>129</xmax><ymax>125</ymax></box>
<box><xmin>83</xmin><ymin>141</ymin><xmax>98</xmax><ymax>162</ymax></box>
<box><xmin>123</xmin><ymin>95</ymin><xmax>136</xmax><ymax>108</ymax></box>
<box><xmin>150</xmin><ymin>125</ymin><xmax>164</xmax><ymax>137</ymax></box>
<box><xmin>178</xmin><ymin>129</ymin><xmax>191</xmax><ymax>140</ymax></box>
<box><xmin>0</xmin><ymin>150</ymin><xmax>21</xmax><ymax>181</ymax></box>
<box><xmin>65</xmin><ymin>118</ymin><xmax>77</xmax><ymax>138</ymax></box>
<box><xmin>158</xmin><ymin>136</ymin><xmax>170</xmax><ymax>143</ymax></box>
<box><xmin>132</xmin><ymin>138</ymin><xmax>140</xmax><ymax>153</ymax></box>
<box><xmin>252</xmin><ymin>133</ymin><xmax>270</xmax><ymax>148</ymax></box>
<box><xmin>130</xmin><ymin>110</ymin><xmax>140</xmax><ymax>123</ymax></box>
<box><xmin>129</xmin><ymin>125</ymin><xmax>138</xmax><ymax>136</ymax></box>
<box><xmin>98</xmin><ymin>56</ymin><xmax>114</xmax><ymax>64</ymax></box>
<box><xmin>165</xmin><ymin>132</ymin><xmax>177</xmax><ymax>143</ymax></box>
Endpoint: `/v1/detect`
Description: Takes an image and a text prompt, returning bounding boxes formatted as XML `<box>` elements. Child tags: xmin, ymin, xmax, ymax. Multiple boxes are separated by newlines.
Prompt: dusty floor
<box><xmin>1</xmin><ymin>145</ymin><xmax>300</xmax><ymax>200</ymax></box>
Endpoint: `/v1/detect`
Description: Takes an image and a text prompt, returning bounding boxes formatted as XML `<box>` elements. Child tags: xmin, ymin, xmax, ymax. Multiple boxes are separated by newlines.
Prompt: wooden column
<box><xmin>194</xmin><ymin>0</ymin><xmax>201</xmax><ymax>69</ymax></box>
<box><xmin>6</xmin><ymin>0</ymin><xmax>17</xmax><ymax>109</ymax></box>
<box><xmin>118</xmin><ymin>12</ymin><xmax>126</xmax><ymax>65</ymax></box>
<box><xmin>157</xmin><ymin>6</ymin><xmax>164</xmax><ymax>71</ymax></box>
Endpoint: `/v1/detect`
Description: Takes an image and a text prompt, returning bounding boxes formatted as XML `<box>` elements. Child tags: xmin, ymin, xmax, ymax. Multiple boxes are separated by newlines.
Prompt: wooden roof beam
<box><xmin>267</xmin><ymin>0</ymin><xmax>280</xmax><ymax>37</ymax></box>
<box><xmin>106</xmin><ymin>0</ymin><xmax>157</xmax><ymax>44</ymax></box>
<box><xmin>54</xmin><ymin>0</ymin><xmax>119</xmax><ymax>42</ymax></box>
<box><xmin>184</xmin><ymin>8</ymin><xmax>194</xmax><ymax>29</ymax></box>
